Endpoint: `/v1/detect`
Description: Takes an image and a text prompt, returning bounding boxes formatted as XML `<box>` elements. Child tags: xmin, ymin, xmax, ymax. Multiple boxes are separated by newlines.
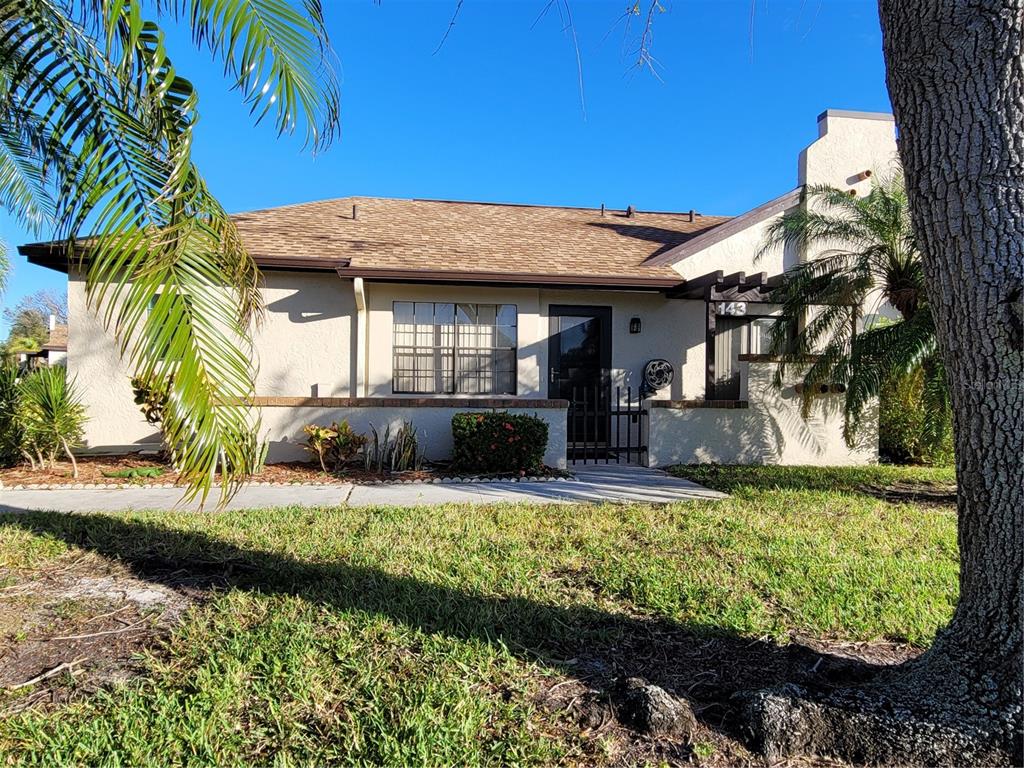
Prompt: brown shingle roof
<box><xmin>230</xmin><ymin>197</ymin><xmax>730</xmax><ymax>282</ymax></box>
<box><xmin>42</xmin><ymin>324</ymin><xmax>67</xmax><ymax>351</ymax></box>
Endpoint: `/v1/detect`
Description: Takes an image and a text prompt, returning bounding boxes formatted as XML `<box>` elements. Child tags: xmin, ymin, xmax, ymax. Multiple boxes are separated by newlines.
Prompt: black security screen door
<box><xmin>548</xmin><ymin>306</ymin><xmax>611</xmax><ymax>453</ymax></box>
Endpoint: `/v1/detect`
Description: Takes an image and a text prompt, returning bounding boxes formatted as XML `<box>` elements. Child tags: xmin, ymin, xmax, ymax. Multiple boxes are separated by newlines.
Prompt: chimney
<box><xmin>625</xmin><ymin>205</ymin><xmax>635</xmax><ymax>218</ymax></box>
<box><xmin>48</xmin><ymin>314</ymin><xmax>56</xmax><ymax>332</ymax></box>
<box><xmin>799</xmin><ymin>109</ymin><xmax>897</xmax><ymax>190</ymax></box>
<box><xmin>688</xmin><ymin>209</ymin><xmax>695</xmax><ymax>223</ymax></box>
<box><xmin>600</xmin><ymin>203</ymin><xmax>605</xmax><ymax>217</ymax></box>
<box><xmin>352</xmin><ymin>204</ymin><xmax>358</xmax><ymax>220</ymax></box>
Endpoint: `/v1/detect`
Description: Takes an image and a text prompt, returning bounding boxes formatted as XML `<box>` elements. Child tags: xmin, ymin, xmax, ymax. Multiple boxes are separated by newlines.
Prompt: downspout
<box><xmin>353</xmin><ymin>277</ymin><xmax>367</xmax><ymax>397</ymax></box>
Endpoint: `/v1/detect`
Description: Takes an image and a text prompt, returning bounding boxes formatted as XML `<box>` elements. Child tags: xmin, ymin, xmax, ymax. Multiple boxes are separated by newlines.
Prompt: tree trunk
<box><xmin>882</xmin><ymin>0</ymin><xmax>1023</xmax><ymax>737</ymax></box>
<box><xmin>743</xmin><ymin>2</ymin><xmax>1023</xmax><ymax>763</ymax></box>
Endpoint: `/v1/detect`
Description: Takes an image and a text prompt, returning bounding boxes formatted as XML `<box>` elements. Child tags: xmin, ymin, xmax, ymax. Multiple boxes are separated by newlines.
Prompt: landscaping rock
<box><xmin>615</xmin><ymin>677</ymin><xmax>697</xmax><ymax>738</ymax></box>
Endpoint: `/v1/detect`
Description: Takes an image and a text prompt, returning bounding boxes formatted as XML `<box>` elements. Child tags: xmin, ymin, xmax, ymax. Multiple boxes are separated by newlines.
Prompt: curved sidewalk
<box><xmin>0</xmin><ymin>464</ymin><xmax>724</xmax><ymax>513</ymax></box>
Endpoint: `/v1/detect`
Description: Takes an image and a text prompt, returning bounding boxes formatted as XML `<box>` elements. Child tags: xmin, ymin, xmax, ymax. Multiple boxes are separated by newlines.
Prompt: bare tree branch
<box><xmin>433</xmin><ymin>0</ymin><xmax>465</xmax><ymax>55</ymax></box>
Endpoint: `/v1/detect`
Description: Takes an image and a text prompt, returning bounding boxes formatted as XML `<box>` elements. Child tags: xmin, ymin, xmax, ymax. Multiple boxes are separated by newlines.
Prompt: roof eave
<box><xmin>18</xmin><ymin>242</ymin><xmax>351</xmax><ymax>274</ymax></box>
<box><xmin>336</xmin><ymin>266</ymin><xmax>683</xmax><ymax>291</ymax></box>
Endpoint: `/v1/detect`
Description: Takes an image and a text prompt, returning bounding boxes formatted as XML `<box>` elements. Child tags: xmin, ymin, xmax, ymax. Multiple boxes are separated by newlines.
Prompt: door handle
<box><xmin>549</xmin><ymin>366</ymin><xmax>557</xmax><ymax>384</ymax></box>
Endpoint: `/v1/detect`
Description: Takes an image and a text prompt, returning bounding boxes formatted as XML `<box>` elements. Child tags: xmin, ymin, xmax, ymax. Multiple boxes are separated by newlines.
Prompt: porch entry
<box><xmin>548</xmin><ymin>305</ymin><xmax>648</xmax><ymax>464</ymax></box>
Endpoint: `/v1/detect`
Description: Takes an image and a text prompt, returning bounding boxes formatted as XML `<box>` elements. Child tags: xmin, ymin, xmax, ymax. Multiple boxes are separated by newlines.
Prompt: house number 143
<box><xmin>717</xmin><ymin>301</ymin><xmax>747</xmax><ymax>316</ymax></box>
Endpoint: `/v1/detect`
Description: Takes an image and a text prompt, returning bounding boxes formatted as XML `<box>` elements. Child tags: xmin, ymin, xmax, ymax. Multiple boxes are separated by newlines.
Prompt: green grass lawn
<box><xmin>0</xmin><ymin>466</ymin><xmax>958</xmax><ymax>766</ymax></box>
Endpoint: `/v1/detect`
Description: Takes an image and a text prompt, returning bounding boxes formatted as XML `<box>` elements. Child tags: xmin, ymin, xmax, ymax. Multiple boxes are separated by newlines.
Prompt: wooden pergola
<box><xmin>667</xmin><ymin>269</ymin><xmax>785</xmax><ymax>400</ymax></box>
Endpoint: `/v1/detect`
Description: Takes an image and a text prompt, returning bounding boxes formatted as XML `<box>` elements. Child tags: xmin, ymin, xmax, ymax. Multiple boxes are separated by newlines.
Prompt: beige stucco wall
<box><xmin>361</xmin><ymin>283</ymin><xmax>707</xmax><ymax>402</ymax></box>
<box><xmin>799</xmin><ymin>110</ymin><xmax>899</xmax><ymax>192</ymax></box>
<box><xmin>648</xmin><ymin>362</ymin><xmax>878</xmax><ymax>466</ymax></box>
<box><xmin>68</xmin><ymin>269</ymin><xmax>359</xmax><ymax>452</ymax></box>
<box><xmin>258</xmin><ymin>404</ymin><xmax>567</xmax><ymax>468</ymax></box>
<box><xmin>672</xmin><ymin>110</ymin><xmax>899</xmax><ymax>282</ymax></box>
<box><xmin>67</xmin><ymin>269</ymin><xmax>161</xmax><ymax>451</ymax></box>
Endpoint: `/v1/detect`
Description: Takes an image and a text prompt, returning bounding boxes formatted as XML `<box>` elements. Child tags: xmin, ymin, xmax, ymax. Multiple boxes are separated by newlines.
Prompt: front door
<box><xmin>548</xmin><ymin>306</ymin><xmax>611</xmax><ymax>457</ymax></box>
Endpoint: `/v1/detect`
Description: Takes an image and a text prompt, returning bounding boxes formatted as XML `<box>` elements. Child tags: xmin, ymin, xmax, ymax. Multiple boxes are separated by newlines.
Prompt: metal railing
<box><xmin>568</xmin><ymin>384</ymin><xmax>648</xmax><ymax>465</ymax></box>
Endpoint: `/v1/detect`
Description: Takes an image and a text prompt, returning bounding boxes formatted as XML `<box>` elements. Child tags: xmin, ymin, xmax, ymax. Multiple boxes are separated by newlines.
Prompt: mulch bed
<box><xmin>0</xmin><ymin>455</ymin><xmax>568</xmax><ymax>488</ymax></box>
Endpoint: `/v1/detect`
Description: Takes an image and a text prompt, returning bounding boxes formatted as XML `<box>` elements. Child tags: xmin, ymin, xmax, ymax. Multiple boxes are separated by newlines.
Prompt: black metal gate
<box><xmin>568</xmin><ymin>384</ymin><xmax>648</xmax><ymax>465</ymax></box>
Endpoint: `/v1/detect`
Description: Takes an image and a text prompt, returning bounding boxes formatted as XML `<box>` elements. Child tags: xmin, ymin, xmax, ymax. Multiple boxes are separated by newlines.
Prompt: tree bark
<box><xmin>743</xmin><ymin>2</ymin><xmax>1023</xmax><ymax>763</ymax></box>
<box><xmin>881</xmin><ymin>0</ymin><xmax>1023</xmax><ymax>744</ymax></box>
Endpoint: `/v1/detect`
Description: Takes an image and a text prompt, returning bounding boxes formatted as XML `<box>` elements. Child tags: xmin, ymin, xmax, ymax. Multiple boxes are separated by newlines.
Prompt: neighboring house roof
<box><xmin>232</xmin><ymin>197</ymin><xmax>731</xmax><ymax>286</ymax></box>
<box><xmin>20</xmin><ymin>197</ymin><xmax>732</xmax><ymax>288</ymax></box>
<box><xmin>41</xmin><ymin>324</ymin><xmax>68</xmax><ymax>351</ymax></box>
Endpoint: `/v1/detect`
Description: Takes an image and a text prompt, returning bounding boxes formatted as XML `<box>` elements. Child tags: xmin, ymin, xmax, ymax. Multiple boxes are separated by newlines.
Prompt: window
<box><xmin>393</xmin><ymin>302</ymin><xmax>517</xmax><ymax>394</ymax></box>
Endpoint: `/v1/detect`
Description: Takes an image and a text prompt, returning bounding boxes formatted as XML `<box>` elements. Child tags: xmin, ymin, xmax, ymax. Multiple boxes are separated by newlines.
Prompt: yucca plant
<box><xmin>16</xmin><ymin>364</ymin><xmax>86</xmax><ymax>476</ymax></box>
<box><xmin>0</xmin><ymin>1</ymin><xmax>340</xmax><ymax>503</ymax></box>
<box><xmin>364</xmin><ymin>421</ymin><xmax>422</xmax><ymax>474</ymax></box>
<box><xmin>757</xmin><ymin>174</ymin><xmax>950</xmax><ymax>451</ymax></box>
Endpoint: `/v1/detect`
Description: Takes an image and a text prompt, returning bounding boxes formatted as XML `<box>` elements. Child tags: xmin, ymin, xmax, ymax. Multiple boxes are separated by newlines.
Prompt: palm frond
<box><xmin>2</xmin><ymin>0</ymin><xmax>264</xmax><ymax>503</ymax></box>
<box><xmin>160</xmin><ymin>0</ymin><xmax>340</xmax><ymax>150</ymax></box>
<box><xmin>759</xmin><ymin>173</ymin><xmax>944</xmax><ymax>445</ymax></box>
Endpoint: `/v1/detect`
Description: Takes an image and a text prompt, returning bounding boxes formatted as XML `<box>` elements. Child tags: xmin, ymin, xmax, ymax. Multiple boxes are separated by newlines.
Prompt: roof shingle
<box><xmin>230</xmin><ymin>197</ymin><xmax>729</xmax><ymax>280</ymax></box>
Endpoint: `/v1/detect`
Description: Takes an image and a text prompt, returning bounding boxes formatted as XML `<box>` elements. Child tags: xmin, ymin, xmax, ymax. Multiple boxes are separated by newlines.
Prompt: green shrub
<box><xmin>879</xmin><ymin>368</ymin><xmax>953</xmax><ymax>466</ymax></box>
<box><xmin>364</xmin><ymin>421</ymin><xmax>422</xmax><ymax>473</ymax></box>
<box><xmin>0</xmin><ymin>361</ymin><xmax>22</xmax><ymax>467</ymax></box>
<box><xmin>451</xmin><ymin>412</ymin><xmax>548</xmax><ymax>474</ymax></box>
<box><xmin>327</xmin><ymin>420</ymin><xmax>368</xmax><ymax>467</ymax></box>
<box><xmin>303</xmin><ymin>420</ymin><xmax>368</xmax><ymax>472</ymax></box>
<box><xmin>16</xmin><ymin>365</ymin><xmax>87</xmax><ymax>476</ymax></box>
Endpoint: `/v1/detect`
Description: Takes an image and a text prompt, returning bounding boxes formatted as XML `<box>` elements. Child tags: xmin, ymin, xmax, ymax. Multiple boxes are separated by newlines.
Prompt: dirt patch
<box><xmin>533</xmin><ymin>622</ymin><xmax>921</xmax><ymax>767</ymax></box>
<box><xmin>0</xmin><ymin>555</ymin><xmax>207</xmax><ymax>715</ymax></box>
<box><xmin>857</xmin><ymin>481</ymin><xmax>957</xmax><ymax>507</ymax></box>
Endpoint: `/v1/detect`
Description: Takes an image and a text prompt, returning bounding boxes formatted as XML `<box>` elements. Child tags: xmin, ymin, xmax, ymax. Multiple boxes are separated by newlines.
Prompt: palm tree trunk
<box><xmin>742</xmin><ymin>2</ymin><xmax>1022</xmax><ymax>763</ymax></box>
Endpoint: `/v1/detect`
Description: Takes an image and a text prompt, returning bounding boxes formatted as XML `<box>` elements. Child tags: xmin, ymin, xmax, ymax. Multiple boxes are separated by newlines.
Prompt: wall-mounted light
<box><xmin>629</xmin><ymin>317</ymin><xmax>642</xmax><ymax>334</ymax></box>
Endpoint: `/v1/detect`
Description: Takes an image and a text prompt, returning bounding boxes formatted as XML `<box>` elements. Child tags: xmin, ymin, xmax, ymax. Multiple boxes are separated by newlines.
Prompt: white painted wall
<box><xmin>648</xmin><ymin>362</ymin><xmax>878</xmax><ymax>466</ymax></box>
<box><xmin>259</xmin><ymin>404</ymin><xmax>567</xmax><ymax>468</ymax></box>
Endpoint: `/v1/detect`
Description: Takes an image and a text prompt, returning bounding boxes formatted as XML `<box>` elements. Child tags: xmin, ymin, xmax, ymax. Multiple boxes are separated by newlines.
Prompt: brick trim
<box><xmin>251</xmin><ymin>396</ymin><xmax>569</xmax><ymax>409</ymax></box>
<box><xmin>649</xmin><ymin>399</ymin><xmax>749</xmax><ymax>409</ymax></box>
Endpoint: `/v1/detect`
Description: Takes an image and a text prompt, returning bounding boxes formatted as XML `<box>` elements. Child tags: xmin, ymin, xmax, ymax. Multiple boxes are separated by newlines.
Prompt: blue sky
<box><xmin>0</xmin><ymin>0</ymin><xmax>890</xmax><ymax>333</ymax></box>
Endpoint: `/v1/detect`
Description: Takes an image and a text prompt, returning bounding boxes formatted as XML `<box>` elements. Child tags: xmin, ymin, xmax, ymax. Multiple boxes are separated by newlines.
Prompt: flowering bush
<box><xmin>451</xmin><ymin>411</ymin><xmax>548</xmax><ymax>473</ymax></box>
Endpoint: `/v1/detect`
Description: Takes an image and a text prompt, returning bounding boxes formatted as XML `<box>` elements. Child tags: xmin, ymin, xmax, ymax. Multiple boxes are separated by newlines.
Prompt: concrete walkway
<box><xmin>0</xmin><ymin>464</ymin><xmax>723</xmax><ymax>513</ymax></box>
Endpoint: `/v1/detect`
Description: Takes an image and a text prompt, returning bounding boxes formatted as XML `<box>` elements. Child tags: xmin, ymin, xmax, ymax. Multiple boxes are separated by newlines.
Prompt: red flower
<box><xmin>504</xmin><ymin>422</ymin><xmax>513</xmax><ymax>430</ymax></box>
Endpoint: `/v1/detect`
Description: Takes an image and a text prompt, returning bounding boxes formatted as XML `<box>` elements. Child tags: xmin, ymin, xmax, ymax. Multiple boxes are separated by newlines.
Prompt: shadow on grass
<box><xmin>0</xmin><ymin>509</ymin><xmax>886</xmax><ymax>748</ymax></box>
<box><xmin>668</xmin><ymin>464</ymin><xmax>957</xmax><ymax>502</ymax></box>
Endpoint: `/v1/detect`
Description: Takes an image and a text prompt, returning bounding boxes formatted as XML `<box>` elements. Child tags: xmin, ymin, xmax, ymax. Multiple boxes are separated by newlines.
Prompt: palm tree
<box><xmin>757</xmin><ymin>175</ymin><xmax>950</xmax><ymax>450</ymax></box>
<box><xmin>0</xmin><ymin>0</ymin><xmax>340</xmax><ymax>502</ymax></box>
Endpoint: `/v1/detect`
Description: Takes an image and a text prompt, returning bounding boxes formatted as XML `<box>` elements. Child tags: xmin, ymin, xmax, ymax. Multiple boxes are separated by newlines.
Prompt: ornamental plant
<box><xmin>16</xmin><ymin>365</ymin><xmax>87</xmax><ymax>477</ymax></box>
<box><xmin>451</xmin><ymin>412</ymin><xmax>548</xmax><ymax>474</ymax></box>
<box><xmin>303</xmin><ymin>423</ymin><xmax>337</xmax><ymax>473</ymax></box>
<box><xmin>304</xmin><ymin>420</ymin><xmax>368</xmax><ymax>473</ymax></box>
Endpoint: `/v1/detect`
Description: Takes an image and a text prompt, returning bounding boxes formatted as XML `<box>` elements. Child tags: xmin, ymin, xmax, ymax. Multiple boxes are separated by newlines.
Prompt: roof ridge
<box><xmin>230</xmin><ymin>195</ymin><xmax>726</xmax><ymax>218</ymax></box>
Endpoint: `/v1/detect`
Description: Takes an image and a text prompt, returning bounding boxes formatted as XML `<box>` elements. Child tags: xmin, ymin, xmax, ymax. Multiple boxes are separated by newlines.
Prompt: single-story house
<box><xmin>21</xmin><ymin>109</ymin><xmax>897</xmax><ymax>469</ymax></box>
<box><xmin>19</xmin><ymin>317</ymin><xmax>67</xmax><ymax>370</ymax></box>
